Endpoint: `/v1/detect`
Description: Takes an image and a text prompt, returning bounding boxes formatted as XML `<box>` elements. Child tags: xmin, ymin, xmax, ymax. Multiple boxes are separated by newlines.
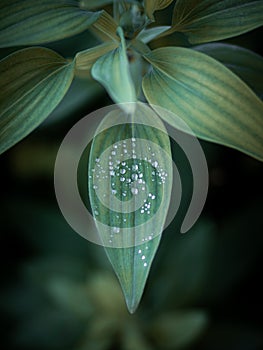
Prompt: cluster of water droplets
<box><xmin>89</xmin><ymin>137</ymin><xmax>169</xmax><ymax>250</ymax></box>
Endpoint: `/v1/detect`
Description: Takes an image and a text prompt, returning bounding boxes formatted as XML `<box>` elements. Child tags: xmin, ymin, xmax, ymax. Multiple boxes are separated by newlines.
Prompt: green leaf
<box><xmin>171</xmin><ymin>0</ymin><xmax>263</xmax><ymax>44</ymax></box>
<box><xmin>88</xmin><ymin>103</ymin><xmax>173</xmax><ymax>312</ymax></box>
<box><xmin>0</xmin><ymin>47</ymin><xmax>75</xmax><ymax>154</ymax></box>
<box><xmin>91</xmin><ymin>27</ymin><xmax>136</xmax><ymax>106</ymax></box>
<box><xmin>142</xmin><ymin>47</ymin><xmax>263</xmax><ymax>161</ymax></box>
<box><xmin>80</xmin><ymin>0</ymin><xmax>113</xmax><ymax>9</ymax></box>
<box><xmin>194</xmin><ymin>43</ymin><xmax>263</xmax><ymax>99</ymax></box>
<box><xmin>137</xmin><ymin>26</ymin><xmax>171</xmax><ymax>43</ymax></box>
<box><xmin>76</xmin><ymin>42</ymin><xmax>119</xmax><ymax>71</ymax></box>
<box><xmin>144</xmin><ymin>0</ymin><xmax>174</xmax><ymax>19</ymax></box>
<box><xmin>90</xmin><ymin>10</ymin><xmax>119</xmax><ymax>42</ymax></box>
<box><xmin>0</xmin><ymin>0</ymin><xmax>102</xmax><ymax>47</ymax></box>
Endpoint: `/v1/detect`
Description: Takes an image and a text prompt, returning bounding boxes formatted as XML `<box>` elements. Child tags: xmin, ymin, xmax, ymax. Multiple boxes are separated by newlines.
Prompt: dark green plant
<box><xmin>0</xmin><ymin>0</ymin><xmax>263</xmax><ymax>313</ymax></box>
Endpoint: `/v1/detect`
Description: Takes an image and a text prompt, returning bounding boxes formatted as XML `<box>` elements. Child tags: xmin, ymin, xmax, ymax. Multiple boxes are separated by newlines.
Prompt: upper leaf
<box><xmin>144</xmin><ymin>0</ymin><xmax>174</xmax><ymax>19</ymax></box>
<box><xmin>0</xmin><ymin>0</ymin><xmax>102</xmax><ymax>47</ymax></box>
<box><xmin>0</xmin><ymin>47</ymin><xmax>75</xmax><ymax>154</ymax></box>
<box><xmin>91</xmin><ymin>27</ymin><xmax>136</xmax><ymax>106</ymax></box>
<box><xmin>171</xmin><ymin>0</ymin><xmax>263</xmax><ymax>44</ymax></box>
<box><xmin>137</xmin><ymin>26</ymin><xmax>171</xmax><ymax>43</ymax></box>
<box><xmin>194</xmin><ymin>43</ymin><xmax>263</xmax><ymax>100</ymax></box>
<box><xmin>142</xmin><ymin>47</ymin><xmax>263</xmax><ymax>161</ymax></box>
<box><xmin>76</xmin><ymin>42</ymin><xmax>119</xmax><ymax>71</ymax></box>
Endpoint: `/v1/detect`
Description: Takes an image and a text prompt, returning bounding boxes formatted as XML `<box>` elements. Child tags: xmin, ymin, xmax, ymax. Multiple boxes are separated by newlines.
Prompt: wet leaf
<box><xmin>88</xmin><ymin>103</ymin><xmax>173</xmax><ymax>312</ymax></box>
<box><xmin>143</xmin><ymin>47</ymin><xmax>263</xmax><ymax>161</ymax></box>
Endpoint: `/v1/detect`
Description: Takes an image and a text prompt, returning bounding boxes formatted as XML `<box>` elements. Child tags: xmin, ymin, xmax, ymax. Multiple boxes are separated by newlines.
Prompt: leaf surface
<box><xmin>0</xmin><ymin>0</ymin><xmax>102</xmax><ymax>47</ymax></box>
<box><xmin>91</xmin><ymin>27</ymin><xmax>136</xmax><ymax>106</ymax></box>
<box><xmin>88</xmin><ymin>103</ymin><xmax>173</xmax><ymax>312</ymax></box>
<box><xmin>194</xmin><ymin>43</ymin><xmax>263</xmax><ymax>99</ymax></box>
<box><xmin>0</xmin><ymin>47</ymin><xmax>75</xmax><ymax>154</ymax></box>
<box><xmin>144</xmin><ymin>0</ymin><xmax>174</xmax><ymax>19</ymax></box>
<box><xmin>171</xmin><ymin>0</ymin><xmax>263</xmax><ymax>43</ymax></box>
<box><xmin>143</xmin><ymin>47</ymin><xmax>263</xmax><ymax>161</ymax></box>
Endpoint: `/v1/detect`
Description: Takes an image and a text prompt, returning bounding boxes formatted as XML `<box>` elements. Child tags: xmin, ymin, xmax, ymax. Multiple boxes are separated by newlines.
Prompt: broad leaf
<box><xmin>171</xmin><ymin>0</ymin><xmax>263</xmax><ymax>44</ymax></box>
<box><xmin>91</xmin><ymin>10</ymin><xmax>119</xmax><ymax>42</ymax></box>
<box><xmin>144</xmin><ymin>0</ymin><xmax>174</xmax><ymax>19</ymax></box>
<box><xmin>76</xmin><ymin>42</ymin><xmax>119</xmax><ymax>71</ymax></box>
<box><xmin>88</xmin><ymin>103</ymin><xmax>173</xmax><ymax>312</ymax></box>
<box><xmin>0</xmin><ymin>47</ymin><xmax>75</xmax><ymax>154</ymax></box>
<box><xmin>137</xmin><ymin>26</ymin><xmax>171</xmax><ymax>43</ymax></box>
<box><xmin>92</xmin><ymin>27</ymin><xmax>136</xmax><ymax>106</ymax></box>
<box><xmin>194</xmin><ymin>43</ymin><xmax>263</xmax><ymax>99</ymax></box>
<box><xmin>143</xmin><ymin>47</ymin><xmax>263</xmax><ymax>161</ymax></box>
<box><xmin>0</xmin><ymin>0</ymin><xmax>102</xmax><ymax>47</ymax></box>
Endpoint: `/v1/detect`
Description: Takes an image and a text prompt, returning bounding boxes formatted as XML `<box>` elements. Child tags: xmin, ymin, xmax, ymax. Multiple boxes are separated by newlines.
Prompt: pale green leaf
<box><xmin>137</xmin><ymin>26</ymin><xmax>171</xmax><ymax>43</ymax></box>
<box><xmin>0</xmin><ymin>0</ymin><xmax>102</xmax><ymax>47</ymax></box>
<box><xmin>91</xmin><ymin>27</ymin><xmax>136</xmax><ymax>106</ymax></box>
<box><xmin>171</xmin><ymin>0</ymin><xmax>263</xmax><ymax>44</ymax></box>
<box><xmin>76</xmin><ymin>42</ymin><xmax>119</xmax><ymax>71</ymax></box>
<box><xmin>194</xmin><ymin>43</ymin><xmax>263</xmax><ymax>99</ymax></box>
<box><xmin>0</xmin><ymin>47</ymin><xmax>75</xmax><ymax>154</ymax></box>
<box><xmin>88</xmin><ymin>103</ymin><xmax>173</xmax><ymax>312</ymax></box>
<box><xmin>143</xmin><ymin>47</ymin><xmax>263</xmax><ymax>161</ymax></box>
<box><xmin>144</xmin><ymin>0</ymin><xmax>175</xmax><ymax>19</ymax></box>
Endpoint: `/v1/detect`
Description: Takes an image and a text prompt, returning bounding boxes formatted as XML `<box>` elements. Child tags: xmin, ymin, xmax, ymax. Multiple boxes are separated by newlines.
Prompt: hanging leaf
<box><xmin>0</xmin><ymin>47</ymin><xmax>75</xmax><ymax>154</ymax></box>
<box><xmin>142</xmin><ymin>47</ymin><xmax>263</xmax><ymax>161</ymax></box>
<box><xmin>0</xmin><ymin>0</ymin><xmax>102</xmax><ymax>47</ymax></box>
<box><xmin>194</xmin><ymin>43</ymin><xmax>263</xmax><ymax>99</ymax></box>
<box><xmin>92</xmin><ymin>27</ymin><xmax>136</xmax><ymax>106</ymax></box>
<box><xmin>144</xmin><ymin>0</ymin><xmax>175</xmax><ymax>19</ymax></box>
<box><xmin>88</xmin><ymin>103</ymin><xmax>173</xmax><ymax>312</ymax></box>
<box><xmin>171</xmin><ymin>0</ymin><xmax>263</xmax><ymax>44</ymax></box>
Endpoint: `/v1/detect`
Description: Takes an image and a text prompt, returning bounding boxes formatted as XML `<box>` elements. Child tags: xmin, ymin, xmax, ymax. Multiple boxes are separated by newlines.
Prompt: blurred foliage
<box><xmin>0</xmin><ymin>4</ymin><xmax>263</xmax><ymax>350</ymax></box>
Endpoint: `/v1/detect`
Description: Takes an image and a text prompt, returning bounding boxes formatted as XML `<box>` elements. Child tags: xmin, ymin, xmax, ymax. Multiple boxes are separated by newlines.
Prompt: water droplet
<box><xmin>120</xmin><ymin>177</ymin><xmax>125</xmax><ymax>182</ymax></box>
<box><xmin>144</xmin><ymin>262</ymin><xmax>147</xmax><ymax>267</ymax></box>
<box><xmin>142</xmin><ymin>255</ymin><xmax>146</xmax><ymax>260</ymax></box>
<box><xmin>132</xmin><ymin>173</ymin><xmax>138</xmax><ymax>181</ymax></box>
<box><xmin>112</xmin><ymin>227</ymin><xmax>120</xmax><ymax>234</ymax></box>
<box><xmin>132</xmin><ymin>164</ymin><xmax>138</xmax><ymax>171</ymax></box>
<box><xmin>131</xmin><ymin>188</ymin><xmax>139</xmax><ymax>195</ymax></box>
<box><xmin>120</xmin><ymin>168</ymin><xmax>126</xmax><ymax>175</ymax></box>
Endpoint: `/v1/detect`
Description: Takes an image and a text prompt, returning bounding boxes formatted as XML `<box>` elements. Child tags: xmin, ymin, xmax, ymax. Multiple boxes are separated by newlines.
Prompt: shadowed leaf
<box><xmin>194</xmin><ymin>43</ymin><xmax>263</xmax><ymax>99</ymax></box>
<box><xmin>0</xmin><ymin>0</ymin><xmax>102</xmax><ymax>47</ymax></box>
<box><xmin>0</xmin><ymin>47</ymin><xmax>75</xmax><ymax>154</ymax></box>
<box><xmin>171</xmin><ymin>0</ymin><xmax>263</xmax><ymax>44</ymax></box>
